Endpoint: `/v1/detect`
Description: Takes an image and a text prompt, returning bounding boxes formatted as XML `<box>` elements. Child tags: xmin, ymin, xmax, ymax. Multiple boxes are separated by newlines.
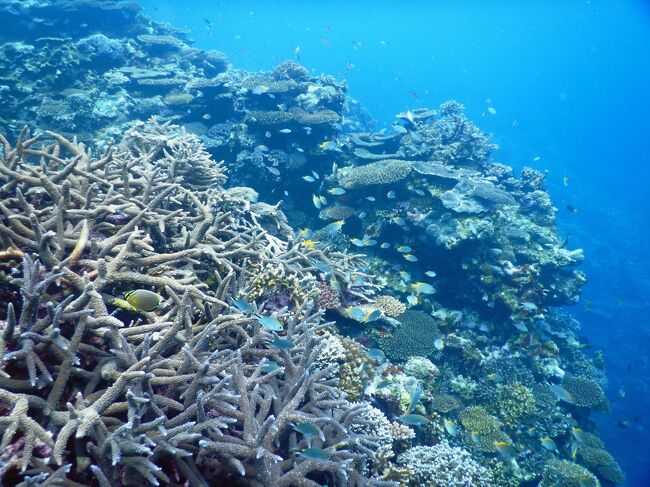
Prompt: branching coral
<box><xmin>0</xmin><ymin>125</ymin><xmax>392</xmax><ymax>486</ymax></box>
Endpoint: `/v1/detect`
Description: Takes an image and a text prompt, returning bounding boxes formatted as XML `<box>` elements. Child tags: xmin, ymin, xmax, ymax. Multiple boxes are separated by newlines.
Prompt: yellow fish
<box><xmin>125</xmin><ymin>289</ymin><xmax>162</xmax><ymax>312</ymax></box>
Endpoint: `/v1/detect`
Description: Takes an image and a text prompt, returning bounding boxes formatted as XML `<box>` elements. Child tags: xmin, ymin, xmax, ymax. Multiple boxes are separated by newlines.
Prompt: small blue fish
<box><xmin>363</xmin><ymin>239</ymin><xmax>377</xmax><ymax>246</ymax></box>
<box><xmin>380</xmin><ymin>243</ymin><xmax>391</xmax><ymax>249</ymax></box>
<box><xmin>328</xmin><ymin>187</ymin><xmax>346</xmax><ymax>195</ymax></box>
<box><xmin>295</xmin><ymin>447</ymin><xmax>331</xmax><ymax>461</ymax></box>
<box><xmin>540</xmin><ymin>437</ymin><xmax>558</xmax><ymax>452</ymax></box>
<box><xmin>376</xmin><ymin>379</ymin><xmax>392</xmax><ymax>389</ymax></box>
<box><xmin>392</xmin><ymin>216</ymin><xmax>406</xmax><ymax>225</ymax></box>
<box><xmin>256</xmin><ymin>314</ymin><xmax>283</xmax><ymax>331</ymax></box>
<box><xmin>406</xmin><ymin>294</ymin><xmax>418</xmax><ymax>305</ymax></box>
<box><xmin>231</xmin><ymin>298</ymin><xmax>253</xmax><ymax>314</ymax></box>
<box><xmin>313</xmin><ymin>194</ymin><xmax>323</xmax><ymax>209</ymax></box>
<box><xmin>321</xmin><ymin>219</ymin><xmax>345</xmax><ymax>233</ymax></box>
<box><xmin>299</xmin><ymin>228</ymin><xmax>314</xmax><ymax>239</ymax></box>
<box><xmin>387</xmin><ymin>191</ymin><xmax>396</xmax><ymax>199</ymax></box>
<box><xmin>271</xmin><ymin>338</ymin><xmax>295</xmax><ymax>350</ymax></box>
<box><xmin>399</xmin><ymin>271</ymin><xmax>412</xmax><ymax>282</ymax></box>
<box><xmin>350</xmin><ymin>238</ymin><xmax>365</xmax><ymax>247</ymax></box>
<box><xmin>266</xmin><ymin>166</ymin><xmax>281</xmax><ymax>176</ymax></box>
<box><xmin>262</xmin><ymin>361</ymin><xmax>282</xmax><ymax>373</ymax></box>
<box><xmin>407</xmin><ymin>384</ymin><xmax>422</xmax><ymax>414</ymax></box>
<box><xmin>399</xmin><ymin>414</ymin><xmax>428</xmax><ymax>427</ymax></box>
<box><xmin>312</xmin><ymin>260</ymin><xmax>331</xmax><ymax>274</ymax></box>
<box><xmin>359</xmin><ymin>211</ymin><xmax>367</xmax><ymax>219</ymax></box>
<box><xmin>366</xmin><ymin>196</ymin><xmax>376</xmax><ymax>202</ymax></box>
<box><xmin>494</xmin><ymin>441</ymin><xmax>517</xmax><ymax>461</ymax></box>
<box><xmin>329</xmin><ymin>275</ymin><xmax>342</xmax><ymax>292</ymax></box>
<box><xmin>293</xmin><ymin>423</ymin><xmax>325</xmax><ymax>441</ymax></box>
<box><xmin>396</xmin><ymin>245</ymin><xmax>412</xmax><ymax>253</ymax></box>
<box><xmin>346</xmin><ymin>306</ymin><xmax>367</xmax><ymax>321</ymax></box>
<box><xmin>403</xmin><ymin>254</ymin><xmax>418</xmax><ymax>262</ymax></box>
<box><xmin>312</xmin><ymin>171</ymin><xmax>320</xmax><ymax>179</ymax></box>
<box><xmin>425</xmin><ymin>271</ymin><xmax>437</xmax><ymax>277</ymax></box>
<box><xmin>365</xmin><ymin>348</ymin><xmax>385</xmax><ymax>362</ymax></box>
<box><xmin>303</xmin><ymin>175</ymin><xmax>316</xmax><ymax>182</ymax></box>
<box><xmin>513</xmin><ymin>321</ymin><xmax>529</xmax><ymax>332</ymax></box>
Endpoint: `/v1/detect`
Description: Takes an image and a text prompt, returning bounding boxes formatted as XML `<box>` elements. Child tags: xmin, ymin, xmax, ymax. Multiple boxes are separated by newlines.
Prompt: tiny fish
<box><xmin>320</xmin><ymin>36</ymin><xmax>332</xmax><ymax>47</ymax></box>
<box><xmin>358</xmin><ymin>211</ymin><xmax>367</xmax><ymax>219</ymax></box>
<box><xmin>296</xmin><ymin>147</ymin><xmax>304</xmax><ymax>153</ymax></box>
<box><xmin>279</xmin><ymin>128</ymin><xmax>292</xmax><ymax>134</ymax></box>
<box><xmin>295</xmin><ymin>447</ymin><xmax>331</xmax><ymax>461</ymax></box>
<box><xmin>303</xmin><ymin>175</ymin><xmax>316</xmax><ymax>182</ymax></box>
<box><xmin>548</xmin><ymin>383</ymin><xmax>574</xmax><ymax>403</ymax></box>
<box><xmin>413</xmin><ymin>189</ymin><xmax>425</xmax><ymax>196</ymax></box>
<box><xmin>470</xmin><ymin>431</ymin><xmax>481</xmax><ymax>445</ymax></box>
<box><xmin>302</xmin><ymin>239</ymin><xmax>317</xmax><ymax>249</ymax></box>
<box><xmin>434</xmin><ymin>338</ymin><xmax>444</xmax><ymax>350</ymax></box>
<box><xmin>411</xmin><ymin>282</ymin><xmax>434</xmax><ymax>294</ymax></box>
<box><xmin>363</xmin><ymin>238</ymin><xmax>377</xmax><ymax>246</ymax></box>
<box><xmin>398</xmin><ymin>414</ymin><xmax>427</xmax><ymax>427</ymax></box>
<box><xmin>321</xmin><ymin>219</ymin><xmax>345</xmax><ymax>233</ymax></box>
<box><xmin>328</xmin><ymin>187</ymin><xmax>346</xmax><ymax>195</ymax></box>
<box><xmin>443</xmin><ymin>418</ymin><xmax>457</xmax><ymax>436</ymax></box>
<box><xmin>487</xmin><ymin>373</ymin><xmax>504</xmax><ymax>382</ymax></box>
<box><xmin>312</xmin><ymin>194</ymin><xmax>323</xmax><ymax>209</ymax></box>
<box><xmin>425</xmin><ymin>271</ymin><xmax>437</xmax><ymax>277</ymax></box>
<box><xmin>403</xmin><ymin>254</ymin><xmax>418</xmax><ymax>262</ymax></box>
<box><xmin>262</xmin><ymin>360</ymin><xmax>282</xmax><ymax>373</ymax></box>
<box><xmin>513</xmin><ymin>321</ymin><xmax>529</xmax><ymax>332</ymax></box>
<box><xmin>406</xmin><ymin>295</ymin><xmax>418</xmax><ymax>305</ymax></box>
<box><xmin>299</xmin><ymin>228</ymin><xmax>314</xmax><ymax>239</ymax></box>
<box><xmin>231</xmin><ymin>298</ymin><xmax>253</xmax><ymax>314</ymax></box>
<box><xmin>125</xmin><ymin>289</ymin><xmax>162</xmax><ymax>312</ymax></box>
<box><xmin>266</xmin><ymin>166</ymin><xmax>280</xmax><ymax>176</ymax></box>
<box><xmin>363</xmin><ymin>308</ymin><xmax>383</xmax><ymax>322</ymax></box>
<box><xmin>563</xmin><ymin>176</ymin><xmax>569</xmax><ymax>187</ymax></box>
<box><xmin>571</xmin><ymin>427</ymin><xmax>586</xmax><ymax>443</ymax></box>
<box><xmin>293</xmin><ymin>423</ymin><xmax>325</xmax><ymax>441</ymax></box>
<box><xmin>365</xmin><ymin>348</ymin><xmax>386</xmax><ymax>362</ymax></box>
<box><xmin>265</xmin><ymin>131</ymin><xmax>272</xmax><ymax>138</ymax></box>
<box><xmin>365</xmin><ymin>196</ymin><xmax>376</xmax><ymax>202</ymax></box>
<box><xmin>399</xmin><ymin>271</ymin><xmax>412</xmax><ymax>282</ymax></box>
<box><xmin>312</xmin><ymin>260</ymin><xmax>331</xmax><ymax>274</ymax></box>
<box><xmin>533</xmin><ymin>156</ymin><xmax>541</xmax><ymax>161</ymax></box>
<box><xmin>312</xmin><ymin>171</ymin><xmax>320</xmax><ymax>179</ymax></box>
<box><xmin>396</xmin><ymin>245</ymin><xmax>412</xmax><ymax>253</ymax></box>
<box><xmin>376</xmin><ymin>379</ymin><xmax>392</xmax><ymax>389</ymax></box>
<box><xmin>486</xmin><ymin>106</ymin><xmax>497</xmax><ymax>115</ymax></box>
<box><xmin>303</xmin><ymin>126</ymin><xmax>312</xmax><ymax>135</ymax></box>
<box><xmin>387</xmin><ymin>191</ymin><xmax>396</xmax><ymax>199</ymax></box>
<box><xmin>540</xmin><ymin>437</ymin><xmax>558</xmax><ymax>452</ymax></box>
<box><xmin>277</xmin><ymin>103</ymin><xmax>288</xmax><ymax>111</ymax></box>
<box><xmin>329</xmin><ymin>275</ymin><xmax>342</xmax><ymax>292</ymax></box>
<box><xmin>408</xmin><ymin>384</ymin><xmax>422</xmax><ymax>414</ymax></box>
<box><xmin>319</xmin><ymin>195</ymin><xmax>328</xmax><ymax>206</ymax></box>
<box><xmin>270</xmin><ymin>338</ymin><xmax>295</xmax><ymax>350</ymax></box>
<box><xmin>255</xmin><ymin>314</ymin><xmax>284</xmax><ymax>331</ymax></box>
<box><xmin>392</xmin><ymin>216</ymin><xmax>406</xmax><ymax>225</ymax></box>
<box><xmin>350</xmin><ymin>238</ymin><xmax>365</xmax><ymax>247</ymax></box>
<box><xmin>392</xmin><ymin>124</ymin><xmax>407</xmax><ymax>134</ymax></box>
<box><xmin>494</xmin><ymin>441</ymin><xmax>517</xmax><ymax>460</ymax></box>
<box><xmin>202</xmin><ymin>113</ymin><xmax>212</xmax><ymax>120</ymax></box>
<box><xmin>570</xmin><ymin>440</ymin><xmax>578</xmax><ymax>459</ymax></box>
<box><xmin>380</xmin><ymin>243</ymin><xmax>391</xmax><ymax>249</ymax></box>
<box><xmin>251</xmin><ymin>85</ymin><xmax>269</xmax><ymax>95</ymax></box>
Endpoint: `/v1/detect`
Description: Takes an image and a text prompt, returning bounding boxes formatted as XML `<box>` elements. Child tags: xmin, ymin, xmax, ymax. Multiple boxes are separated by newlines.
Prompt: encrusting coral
<box><xmin>0</xmin><ymin>123</ymin><xmax>395</xmax><ymax>486</ymax></box>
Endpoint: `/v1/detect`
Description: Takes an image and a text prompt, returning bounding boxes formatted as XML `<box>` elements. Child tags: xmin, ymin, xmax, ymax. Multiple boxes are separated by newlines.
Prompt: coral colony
<box><xmin>0</xmin><ymin>1</ymin><xmax>623</xmax><ymax>486</ymax></box>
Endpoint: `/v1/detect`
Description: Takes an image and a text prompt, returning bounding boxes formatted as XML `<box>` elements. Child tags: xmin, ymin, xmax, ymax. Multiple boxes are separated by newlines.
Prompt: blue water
<box><xmin>141</xmin><ymin>1</ymin><xmax>650</xmax><ymax>483</ymax></box>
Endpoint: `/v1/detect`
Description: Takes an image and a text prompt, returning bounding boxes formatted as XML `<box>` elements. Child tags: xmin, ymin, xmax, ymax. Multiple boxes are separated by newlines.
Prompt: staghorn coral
<box><xmin>0</xmin><ymin>125</ymin><xmax>391</xmax><ymax>486</ymax></box>
<box><xmin>397</xmin><ymin>442</ymin><xmax>492</xmax><ymax>487</ymax></box>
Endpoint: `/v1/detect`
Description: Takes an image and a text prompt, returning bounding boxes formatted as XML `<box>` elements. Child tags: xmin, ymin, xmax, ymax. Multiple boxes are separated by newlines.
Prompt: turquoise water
<box><xmin>140</xmin><ymin>1</ymin><xmax>650</xmax><ymax>484</ymax></box>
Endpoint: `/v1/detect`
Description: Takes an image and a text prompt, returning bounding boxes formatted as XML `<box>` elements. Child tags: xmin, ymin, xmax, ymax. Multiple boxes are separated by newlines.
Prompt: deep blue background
<box><xmin>140</xmin><ymin>1</ymin><xmax>650</xmax><ymax>483</ymax></box>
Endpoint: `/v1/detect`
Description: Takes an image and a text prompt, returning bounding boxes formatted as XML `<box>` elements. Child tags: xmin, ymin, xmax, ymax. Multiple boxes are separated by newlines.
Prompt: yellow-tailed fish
<box><xmin>434</xmin><ymin>338</ymin><xmax>444</xmax><ymax>350</ymax></box>
<box><xmin>392</xmin><ymin>216</ymin><xmax>406</xmax><ymax>225</ymax></box>
<box><xmin>328</xmin><ymin>187</ymin><xmax>346</xmax><ymax>195</ymax></box>
<box><xmin>411</xmin><ymin>282</ymin><xmax>435</xmax><ymax>294</ymax></box>
<box><xmin>302</xmin><ymin>239</ymin><xmax>317</xmax><ymax>249</ymax></box>
<box><xmin>299</xmin><ymin>228</ymin><xmax>314</xmax><ymax>239</ymax></box>
<box><xmin>571</xmin><ymin>427</ymin><xmax>586</xmax><ymax>443</ymax></box>
<box><xmin>406</xmin><ymin>295</ymin><xmax>418</xmax><ymax>305</ymax></box>
<box><xmin>403</xmin><ymin>254</ymin><xmax>418</xmax><ymax>262</ymax></box>
<box><xmin>312</xmin><ymin>171</ymin><xmax>320</xmax><ymax>179</ymax></box>
<box><xmin>470</xmin><ymin>431</ymin><xmax>481</xmax><ymax>445</ymax></box>
<box><xmin>319</xmin><ymin>195</ymin><xmax>328</xmax><ymax>206</ymax></box>
<box><xmin>396</xmin><ymin>245</ymin><xmax>412</xmax><ymax>253</ymax></box>
<box><xmin>399</xmin><ymin>271</ymin><xmax>412</xmax><ymax>282</ymax></box>
<box><xmin>124</xmin><ymin>289</ymin><xmax>162</xmax><ymax>312</ymax></box>
<box><xmin>345</xmin><ymin>306</ymin><xmax>367</xmax><ymax>321</ymax></box>
<box><xmin>425</xmin><ymin>270</ymin><xmax>437</xmax><ymax>277</ymax></box>
<box><xmin>329</xmin><ymin>275</ymin><xmax>342</xmax><ymax>292</ymax></box>
<box><xmin>570</xmin><ymin>440</ymin><xmax>578</xmax><ymax>459</ymax></box>
<box><xmin>322</xmin><ymin>219</ymin><xmax>345</xmax><ymax>233</ymax></box>
<box><xmin>363</xmin><ymin>238</ymin><xmax>377</xmax><ymax>246</ymax></box>
<box><xmin>380</xmin><ymin>243</ymin><xmax>391</xmax><ymax>249</ymax></box>
<box><xmin>362</xmin><ymin>308</ymin><xmax>383</xmax><ymax>322</ymax></box>
<box><xmin>494</xmin><ymin>441</ymin><xmax>517</xmax><ymax>460</ymax></box>
<box><xmin>350</xmin><ymin>238</ymin><xmax>365</xmax><ymax>247</ymax></box>
<box><xmin>540</xmin><ymin>437</ymin><xmax>558</xmax><ymax>452</ymax></box>
<box><xmin>303</xmin><ymin>175</ymin><xmax>316</xmax><ymax>182</ymax></box>
<box><xmin>548</xmin><ymin>383</ymin><xmax>573</xmax><ymax>403</ymax></box>
<box><xmin>312</xmin><ymin>194</ymin><xmax>323</xmax><ymax>209</ymax></box>
<box><xmin>443</xmin><ymin>418</ymin><xmax>457</xmax><ymax>436</ymax></box>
